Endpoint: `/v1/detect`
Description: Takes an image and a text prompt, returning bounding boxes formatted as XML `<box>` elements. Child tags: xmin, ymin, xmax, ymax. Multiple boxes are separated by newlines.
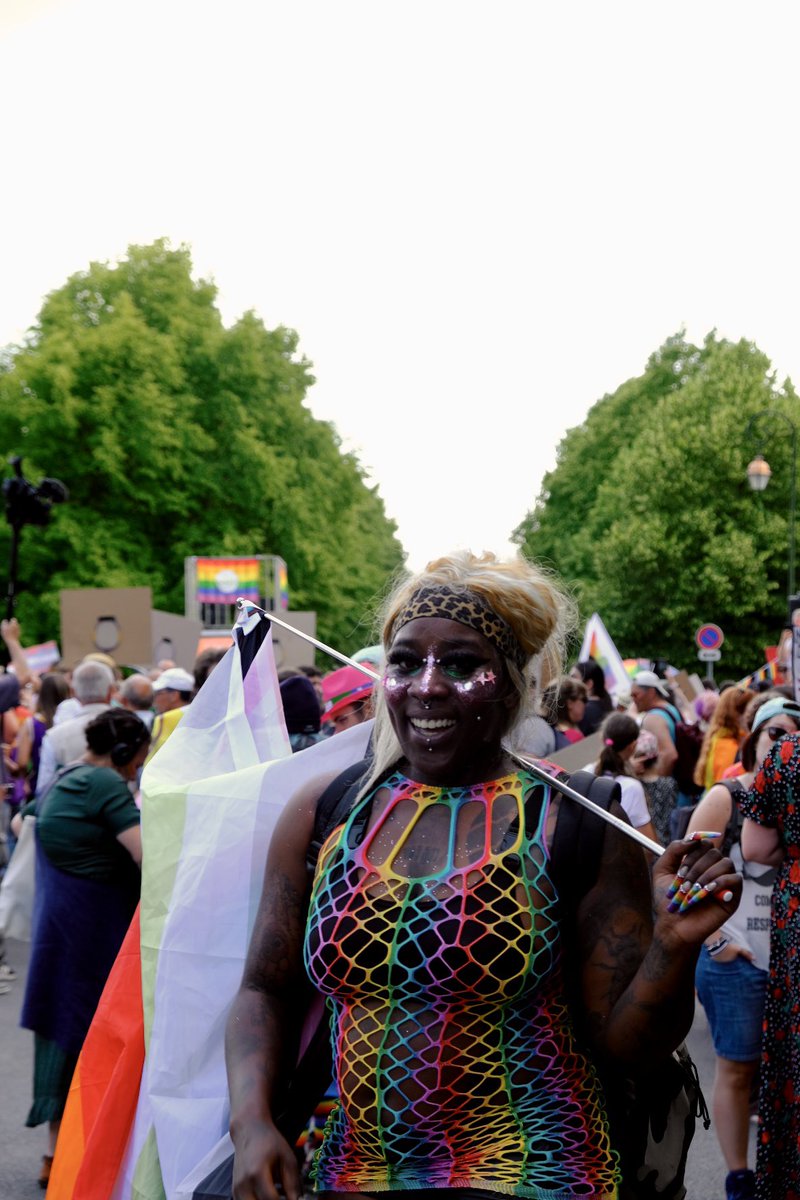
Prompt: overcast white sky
<box><xmin>2</xmin><ymin>0</ymin><xmax>799</xmax><ymax>571</ymax></box>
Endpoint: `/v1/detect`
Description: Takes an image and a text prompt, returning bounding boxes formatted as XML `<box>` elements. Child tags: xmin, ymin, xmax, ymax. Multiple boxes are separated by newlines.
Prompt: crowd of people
<box><xmin>1</xmin><ymin>558</ymin><xmax>799</xmax><ymax>1200</ymax></box>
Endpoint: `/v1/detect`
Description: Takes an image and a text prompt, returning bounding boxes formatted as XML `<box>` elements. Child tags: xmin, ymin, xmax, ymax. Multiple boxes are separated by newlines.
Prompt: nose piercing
<box><xmin>422</xmin><ymin>700</ymin><xmax>432</xmax><ymax>710</ymax></box>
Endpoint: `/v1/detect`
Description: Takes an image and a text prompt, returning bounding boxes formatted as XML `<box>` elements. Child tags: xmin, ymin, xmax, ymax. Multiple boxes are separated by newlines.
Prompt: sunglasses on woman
<box><xmin>764</xmin><ymin>725</ymin><xmax>798</xmax><ymax>742</ymax></box>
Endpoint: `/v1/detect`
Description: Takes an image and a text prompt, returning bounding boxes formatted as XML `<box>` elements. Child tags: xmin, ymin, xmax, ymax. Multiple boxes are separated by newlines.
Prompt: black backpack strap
<box><xmin>306</xmin><ymin>757</ymin><xmax>372</xmax><ymax>874</ymax></box>
<box><xmin>549</xmin><ymin>769</ymin><xmax>622</xmax><ymax>916</ymax></box>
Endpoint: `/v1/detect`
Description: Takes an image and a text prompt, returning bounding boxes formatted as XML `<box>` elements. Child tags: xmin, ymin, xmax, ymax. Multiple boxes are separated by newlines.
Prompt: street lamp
<box><xmin>745</xmin><ymin>410</ymin><xmax>797</xmax><ymax>605</ymax></box>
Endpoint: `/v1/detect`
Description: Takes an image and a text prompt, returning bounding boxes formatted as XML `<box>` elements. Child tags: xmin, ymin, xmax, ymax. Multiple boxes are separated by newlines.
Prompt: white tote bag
<box><xmin>0</xmin><ymin>814</ymin><xmax>37</xmax><ymax>941</ymax></box>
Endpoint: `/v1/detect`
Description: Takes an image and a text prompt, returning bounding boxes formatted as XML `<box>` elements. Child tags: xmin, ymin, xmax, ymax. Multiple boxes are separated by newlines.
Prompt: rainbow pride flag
<box><xmin>578</xmin><ymin>613</ymin><xmax>632</xmax><ymax>701</ymax></box>
<box><xmin>277</xmin><ymin>560</ymin><xmax>289</xmax><ymax>610</ymax></box>
<box><xmin>49</xmin><ymin>623</ymin><xmax>371</xmax><ymax>1200</ymax></box>
<box><xmin>47</xmin><ymin>912</ymin><xmax>145</xmax><ymax>1199</ymax></box>
<box><xmin>23</xmin><ymin>639</ymin><xmax>61</xmax><ymax>674</ymax></box>
<box><xmin>738</xmin><ymin>659</ymin><xmax>780</xmax><ymax>690</ymax></box>
<box><xmin>623</xmin><ymin>657</ymin><xmax>651</xmax><ymax>679</ymax></box>
<box><xmin>195</xmin><ymin>557</ymin><xmax>261</xmax><ymax>605</ymax></box>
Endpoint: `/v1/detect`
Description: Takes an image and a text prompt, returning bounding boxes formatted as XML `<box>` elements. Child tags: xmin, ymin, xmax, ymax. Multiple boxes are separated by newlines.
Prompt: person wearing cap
<box><xmin>630</xmin><ymin>669</ymin><xmax>680</xmax><ymax>779</ymax></box>
<box><xmin>690</xmin><ymin>694</ymin><xmax>800</xmax><ymax>1200</ymax></box>
<box><xmin>147</xmin><ymin>667</ymin><xmax>195</xmax><ymax>760</ymax></box>
<box><xmin>321</xmin><ymin>664</ymin><xmax>375</xmax><ymax>734</ymax></box>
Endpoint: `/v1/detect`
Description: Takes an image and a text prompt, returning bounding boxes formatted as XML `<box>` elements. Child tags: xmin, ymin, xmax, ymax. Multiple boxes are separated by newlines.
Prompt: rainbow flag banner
<box><xmin>738</xmin><ymin>659</ymin><xmax>780</xmax><ymax>690</ymax></box>
<box><xmin>195</xmin><ymin>557</ymin><xmax>261</xmax><ymax>605</ymax></box>
<box><xmin>23</xmin><ymin>639</ymin><xmax>61</xmax><ymax>673</ymax></box>
<box><xmin>578</xmin><ymin>613</ymin><xmax>632</xmax><ymax>702</ymax></box>
<box><xmin>623</xmin><ymin>657</ymin><xmax>651</xmax><ymax>679</ymax></box>
<box><xmin>49</xmin><ymin>620</ymin><xmax>371</xmax><ymax>1200</ymax></box>
<box><xmin>277</xmin><ymin>559</ymin><xmax>289</xmax><ymax>610</ymax></box>
<box><xmin>48</xmin><ymin>911</ymin><xmax>145</xmax><ymax>1199</ymax></box>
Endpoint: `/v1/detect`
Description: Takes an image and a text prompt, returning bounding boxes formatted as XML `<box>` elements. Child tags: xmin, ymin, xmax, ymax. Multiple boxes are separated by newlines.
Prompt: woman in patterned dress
<box><xmin>741</xmin><ymin>730</ymin><xmax>800</xmax><ymax>1199</ymax></box>
<box><xmin>226</xmin><ymin>551</ymin><xmax>740</xmax><ymax>1200</ymax></box>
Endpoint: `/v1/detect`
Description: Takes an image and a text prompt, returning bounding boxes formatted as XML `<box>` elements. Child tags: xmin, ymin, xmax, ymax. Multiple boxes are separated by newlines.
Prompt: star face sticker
<box><xmin>475</xmin><ymin>670</ymin><xmax>496</xmax><ymax>685</ymax></box>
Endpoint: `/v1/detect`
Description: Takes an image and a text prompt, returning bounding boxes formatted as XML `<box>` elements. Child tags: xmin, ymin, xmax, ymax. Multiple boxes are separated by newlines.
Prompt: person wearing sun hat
<box><xmin>321</xmin><ymin>664</ymin><xmax>375</xmax><ymax>734</ymax></box>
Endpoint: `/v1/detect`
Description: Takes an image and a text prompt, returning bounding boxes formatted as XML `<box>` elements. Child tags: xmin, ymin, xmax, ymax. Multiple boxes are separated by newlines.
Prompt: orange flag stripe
<box><xmin>48</xmin><ymin>908</ymin><xmax>145</xmax><ymax>1200</ymax></box>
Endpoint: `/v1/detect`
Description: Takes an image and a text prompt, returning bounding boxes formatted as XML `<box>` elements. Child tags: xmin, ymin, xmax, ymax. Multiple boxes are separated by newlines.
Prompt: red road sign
<box><xmin>695</xmin><ymin>623</ymin><xmax>724</xmax><ymax>651</ymax></box>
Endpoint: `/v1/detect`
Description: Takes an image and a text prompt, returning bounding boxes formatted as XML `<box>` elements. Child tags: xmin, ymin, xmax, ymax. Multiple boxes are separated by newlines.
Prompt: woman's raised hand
<box><xmin>652</xmin><ymin>835</ymin><xmax>742</xmax><ymax>949</ymax></box>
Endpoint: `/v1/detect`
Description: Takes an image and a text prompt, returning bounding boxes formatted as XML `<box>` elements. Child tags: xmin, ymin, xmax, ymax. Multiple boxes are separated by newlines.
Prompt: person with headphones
<box><xmin>11</xmin><ymin>709</ymin><xmax>150</xmax><ymax>1189</ymax></box>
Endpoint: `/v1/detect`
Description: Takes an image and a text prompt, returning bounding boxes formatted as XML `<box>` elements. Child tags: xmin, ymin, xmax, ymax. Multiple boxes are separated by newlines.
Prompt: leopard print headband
<box><xmin>389</xmin><ymin>585</ymin><xmax>527</xmax><ymax>669</ymax></box>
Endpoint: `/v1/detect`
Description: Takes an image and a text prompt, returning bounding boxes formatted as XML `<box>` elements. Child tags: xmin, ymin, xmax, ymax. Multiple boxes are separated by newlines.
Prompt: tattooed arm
<box><xmin>575</xmin><ymin>802</ymin><xmax>741</xmax><ymax>1068</ymax></box>
<box><xmin>225</xmin><ymin>772</ymin><xmax>336</xmax><ymax>1200</ymax></box>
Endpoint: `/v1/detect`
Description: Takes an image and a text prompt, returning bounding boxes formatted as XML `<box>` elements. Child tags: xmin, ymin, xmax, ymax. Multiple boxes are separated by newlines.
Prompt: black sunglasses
<box><xmin>764</xmin><ymin>725</ymin><xmax>798</xmax><ymax>742</ymax></box>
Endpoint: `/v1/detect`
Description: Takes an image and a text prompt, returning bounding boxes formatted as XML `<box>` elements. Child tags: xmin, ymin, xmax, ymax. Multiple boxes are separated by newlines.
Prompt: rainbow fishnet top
<box><xmin>304</xmin><ymin>769</ymin><xmax>618</xmax><ymax>1198</ymax></box>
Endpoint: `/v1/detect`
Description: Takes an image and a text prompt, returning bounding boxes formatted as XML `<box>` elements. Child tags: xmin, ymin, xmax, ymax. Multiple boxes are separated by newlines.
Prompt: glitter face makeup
<box><xmin>381</xmin><ymin>616</ymin><xmax>514</xmax><ymax>786</ymax></box>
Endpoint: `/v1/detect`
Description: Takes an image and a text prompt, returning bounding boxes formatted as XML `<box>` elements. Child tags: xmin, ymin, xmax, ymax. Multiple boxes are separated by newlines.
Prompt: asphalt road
<box><xmin>0</xmin><ymin>935</ymin><xmax>754</xmax><ymax>1199</ymax></box>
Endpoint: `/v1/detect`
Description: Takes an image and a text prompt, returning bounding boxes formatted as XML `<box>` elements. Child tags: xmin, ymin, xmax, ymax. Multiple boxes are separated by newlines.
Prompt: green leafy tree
<box><xmin>514</xmin><ymin>332</ymin><xmax>797</xmax><ymax>676</ymax></box>
<box><xmin>0</xmin><ymin>241</ymin><xmax>404</xmax><ymax>654</ymax></box>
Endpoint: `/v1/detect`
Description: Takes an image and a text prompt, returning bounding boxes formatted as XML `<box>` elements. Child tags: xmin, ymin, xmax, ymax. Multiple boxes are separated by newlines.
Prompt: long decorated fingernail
<box><xmin>666</xmin><ymin>876</ymin><xmax>682</xmax><ymax>901</ymax></box>
<box><xmin>677</xmin><ymin>884</ymin><xmax>700</xmax><ymax>912</ymax></box>
<box><xmin>680</xmin><ymin>880</ymin><xmax>718</xmax><ymax>912</ymax></box>
<box><xmin>685</xmin><ymin>831</ymin><xmax>722</xmax><ymax>842</ymax></box>
<box><xmin>720</xmin><ymin>890</ymin><xmax>734</xmax><ymax>903</ymax></box>
<box><xmin>684</xmin><ymin>881</ymin><xmax>717</xmax><ymax>909</ymax></box>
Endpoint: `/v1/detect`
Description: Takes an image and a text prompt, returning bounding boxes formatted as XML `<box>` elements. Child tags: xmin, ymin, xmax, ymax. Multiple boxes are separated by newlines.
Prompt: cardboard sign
<box><xmin>60</xmin><ymin>587</ymin><xmax>152</xmax><ymax>668</ymax></box>
<box><xmin>670</xmin><ymin>669</ymin><xmax>697</xmax><ymax>701</ymax></box>
<box><xmin>548</xmin><ymin>730</ymin><xmax>603</xmax><ymax>773</ymax></box>
<box><xmin>688</xmin><ymin>673</ymin><xmax>705</xmax><ymax>699</ymax></box>
<box><xmin>151</xmin><ymin>610</ymin><xmax>204</xmax><ymax>673</ymax></box>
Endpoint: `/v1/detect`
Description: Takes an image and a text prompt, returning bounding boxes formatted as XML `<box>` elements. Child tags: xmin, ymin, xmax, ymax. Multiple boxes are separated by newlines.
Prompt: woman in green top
<box><xmin>13</xmin><ymin>709</ymin><xmax>150</xmax><ymax>1189</ymax></box>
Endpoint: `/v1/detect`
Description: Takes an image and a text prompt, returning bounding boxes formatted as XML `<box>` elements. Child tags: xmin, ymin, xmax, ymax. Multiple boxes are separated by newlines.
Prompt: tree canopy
<box><xmin>513</xmin><ymin>332</ymin><xmax>798</xmax><ymax>676</ymax></box>
<box><xmin>0</xmin><ymin>240</ymin><xmax>404</xmax><ymax>655</ymax></box>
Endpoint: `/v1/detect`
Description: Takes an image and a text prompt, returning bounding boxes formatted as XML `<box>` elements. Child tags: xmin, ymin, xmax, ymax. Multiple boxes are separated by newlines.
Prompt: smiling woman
<box><xmin>225</xmin><ymin>550</ymin><xmax>741</xmax><ymax>1200</ymax></box>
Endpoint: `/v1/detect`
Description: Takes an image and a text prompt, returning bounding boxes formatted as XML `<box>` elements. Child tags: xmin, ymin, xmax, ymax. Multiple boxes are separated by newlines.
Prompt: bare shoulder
<box><xmin>641</xmin><ymin>711</ymin><xmax>667</xmax><ymax>738</ymax></box>
<box><xmin>686</xmin><ymin>783</ymin><xmax>734</xmax><ymax>843</ymax></box>
<box><xmin>268</xmin><ymin>765</ymin><xmax>358</xmax><ymax>865</ymax></box>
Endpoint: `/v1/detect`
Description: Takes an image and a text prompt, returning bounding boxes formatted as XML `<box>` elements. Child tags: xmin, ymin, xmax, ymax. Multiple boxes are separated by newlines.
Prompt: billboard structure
<box><xmin>184</xmin><ymin>556</ymin><xmax>289</xmax><ymax>629</ymax></box>
<box><xmin>185</xmin><ymin>555</ymin><xmax>315</xmax><ymax>669</ymax></box>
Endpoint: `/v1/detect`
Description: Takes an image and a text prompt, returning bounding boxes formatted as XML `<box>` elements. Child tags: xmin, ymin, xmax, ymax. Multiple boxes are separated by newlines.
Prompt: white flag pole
<box><xmin>237</xmin><ymin>598</ymin><xmax>664</xmax><ymax>855</ymax></box>
<box><xmin>235</xmin><ymin>599</ymin><xmax>381</xmax><ymax>681</ymax></box>
<box><xmin>515</xmin><ymin>753</ymin><xmax>665</xmax><ymax>856</ymax></box>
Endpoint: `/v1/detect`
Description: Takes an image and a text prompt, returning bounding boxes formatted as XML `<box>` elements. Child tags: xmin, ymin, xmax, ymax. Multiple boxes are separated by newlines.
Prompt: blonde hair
<box><xmin>365</xmin><ymin>549</ymin><xmax>575</xmax><ymax>788</ymax></box>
